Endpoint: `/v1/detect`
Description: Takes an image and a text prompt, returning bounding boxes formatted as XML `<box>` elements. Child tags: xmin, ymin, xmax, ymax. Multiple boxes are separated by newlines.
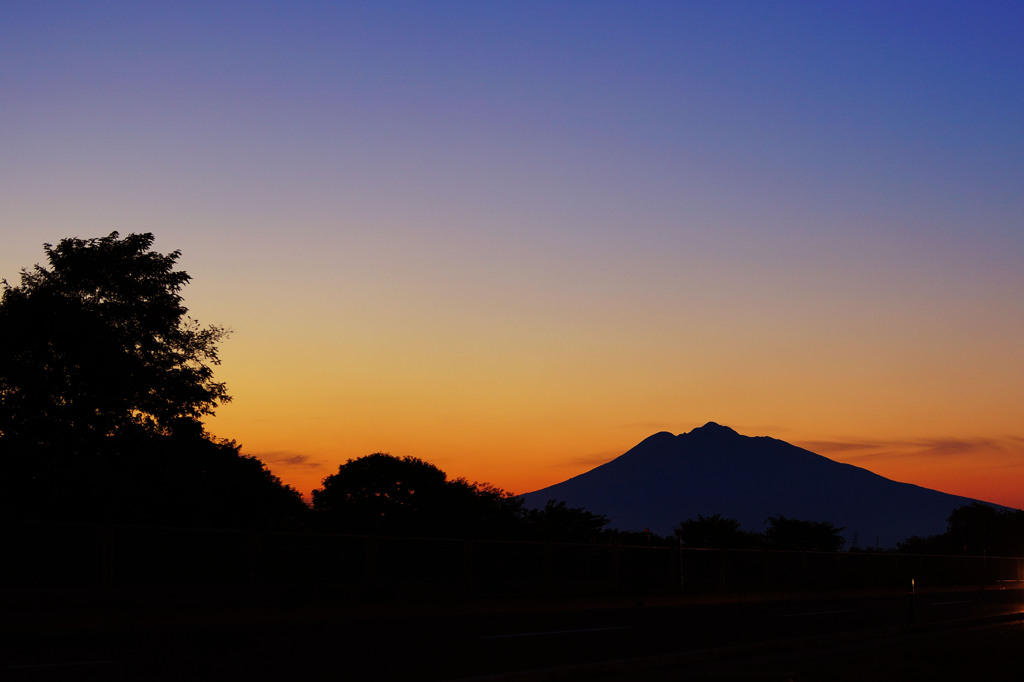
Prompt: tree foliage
<box><xmin>312</xmin><ymin>453</ymin><xmax>610</xmax><ymax>541</ymax></box>
<box><xmin>523</xmin><ymin>500</ymin><xmax>609</xmax><ymax>544</ymax></box>
<box><xmin>312</xmin><ymin>453</ymin><xmax>525</xmax><ymax>538</ymax></box>
<box><xmin>898</xmin><ymin>503</ymin><xmax>1024</xmax><ymax>557</ymax></box>
<box><xmin>0</xmin><ymin>232</ymin><xmax>229</xmax><ymax>444</ymax></box>
<box><xmin>675</xmin><ymin>514</ymin><xmax>761</xmax><ymax>549</ymax></box>
<box><xmin>673</xmin><ymin>514</ymin><xmax>846</xmax><ymax>551</ymax></box>
<box><xmin>0</xmin><ymin>232</ymin><xmax>305</xmax><ymax>527</ymax></box>
<box><xmin>764</xmin><ymin>515</ymin><xmax>845</xmax><ymax>552</ymax></box>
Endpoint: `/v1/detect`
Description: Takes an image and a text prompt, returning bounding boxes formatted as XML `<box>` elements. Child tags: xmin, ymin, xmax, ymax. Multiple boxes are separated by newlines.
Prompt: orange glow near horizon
<box><xmin>207</xmin><ymin>330</ymin><xmax>1024</xmax><ymax>510</ymax></box>
<box><xmin>197</xmin><ymin>276</ymin><xmax>1024</xmax><ymax>510</ymax></box>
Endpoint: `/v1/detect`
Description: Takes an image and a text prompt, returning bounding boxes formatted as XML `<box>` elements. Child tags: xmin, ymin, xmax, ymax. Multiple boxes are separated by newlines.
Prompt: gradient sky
<box><xmin>3</xmin><ymin>1</ymin><xmax>1023</xmax><ymax>508</ymax></box>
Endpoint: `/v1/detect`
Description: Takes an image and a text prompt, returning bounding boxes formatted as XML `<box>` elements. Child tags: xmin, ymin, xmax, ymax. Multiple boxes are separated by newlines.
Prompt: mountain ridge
<box><xmin>523</xmin><ymin>422</ymin><xmax>998</xmax><ymax>548</ymax></box>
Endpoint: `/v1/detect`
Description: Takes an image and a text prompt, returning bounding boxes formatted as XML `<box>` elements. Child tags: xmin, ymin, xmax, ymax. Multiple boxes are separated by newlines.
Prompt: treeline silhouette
<box><xmin>897</xmin><ymin>502</ymin><xmax>1024</xmax><ymax>557</ymax></box>
<box><xmin>673</xmin><ymin>513</ymin><xmax>845</xmax><ymax>552</ymax></box>
<box><xmin>312</xmin><ymin>452</ymin><xmax>609</xmax><ymax>542</ymax></box>
<box><xmin>0</xmin><ymin>232</ymin><xmax>609</xmax><ymax>543</ymax></box>
<box><xmin>0</xmin><ymin>232</ymin><xmax>1018</xmax><ymax>557</ymax></box>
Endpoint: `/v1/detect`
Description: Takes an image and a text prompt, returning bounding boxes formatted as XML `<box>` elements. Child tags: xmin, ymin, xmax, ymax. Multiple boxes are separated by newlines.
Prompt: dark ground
<box><xmin>617</xmin><ymin>620</ymin><xmax>1024</xmax><ymax>682</ymax></box>
<box><xmin>3</xmin><ymin>589</ymin><xmax>1024</xmax><ymax>681</ymax></box>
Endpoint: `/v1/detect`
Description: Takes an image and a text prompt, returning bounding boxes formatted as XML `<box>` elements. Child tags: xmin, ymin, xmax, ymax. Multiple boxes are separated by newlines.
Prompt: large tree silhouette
<box><xmin>898</xmin><ymin>503</ymin><xmax>1024</xmax><ymax>557</ymax></box>
<box><xmin>0</xmin><ymin>232</ymin><xmax>304</xmax><ymax>526</ymax></box>
<box><xmin>312</xmin><ymin>453</ymin><xmax>610</xmax><ymax>541</ymax></box>
<box><xmin>0</xmin><ymin>232</ymin><xmax>228</xmax><ymax>444</ymax></box>
<box><xmin>312</xmin><ymin>453</ymin><xmax>525</xmax><ymax>538</ymax></box>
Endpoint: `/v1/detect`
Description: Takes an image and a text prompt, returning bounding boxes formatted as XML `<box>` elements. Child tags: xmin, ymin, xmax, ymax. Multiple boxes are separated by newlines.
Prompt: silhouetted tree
<box><xmin>312</xmin><ymin>454</ymin><xmax>614</xmax><ymax>541</ymax></box>
<box><xmin>522</xmin><ymin>500</ymin><xmax>609</xmax><ymax>543</ymax></box>
<box><xmin>945</xmin><ymin>502</ymin><xmax>1024</xmax><ymax>556</ymax></box>
<box><xmin>1</xmin><ymin>232</ymin><xmax>229</xmax><ymax>445</ymax></box>
<box><xmin>675</xmin><ymin>514</ymin><xmax>761</xmax><ymax>549</ymax></box>
<box><xmin>443</xmin><ymin>478</ymin><xmax>527</xmax><ymax>538</ymax></box>
<box><xmin>765</xmin><ymin>515</ymin><xmax>845</xmax><ymax>552</ymax></box>
<box><xmin>898</xmin><ymin>503</ymin><xmax>1024</xmax><ymax>557</ymax></box>
<box><xmin>604</xmin><ymin>529</ymin><xmax>675</xmax><ymax>547</ymax></box>
<box><xmin>85</xmin><ymin>429</ymin><xmax>308</xmax><ymax>528</ymax></box>
<box><xmin>0</xmin><ymin>232</ymin><xmax>304</xmax><ymax>527</ymax></box>
<box><xmin>312</xmin><ymin>453</ymin><xmax>525</xmax><ymax>538</ymax></box>
<box><xmin>896</xmin><ymin>533</ymin><xmax>953</xmax><ymax>555</ymax></box>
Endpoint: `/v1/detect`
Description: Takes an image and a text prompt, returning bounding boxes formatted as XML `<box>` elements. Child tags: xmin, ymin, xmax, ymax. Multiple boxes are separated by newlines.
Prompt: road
<box><xmin>2</xmin><ymin>587</ymin><xmax>1022</xmax><ymax>680</ymax></box>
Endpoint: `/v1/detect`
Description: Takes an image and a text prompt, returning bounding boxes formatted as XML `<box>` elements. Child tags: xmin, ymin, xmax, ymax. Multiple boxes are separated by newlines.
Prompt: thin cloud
<box><xmin>799</xmin><ymin>440</ymin><xmax>886</xmax><ymax>454</ymax></box>
<box><xmin>255</xmin><ymin>451</ymin><xmax>326</xmax><ymax>470</ymax></box>
<box><xmin>910</xmin><ymin>436</ymin><xmax>1024</xmax><ymax>458</ymax></box>
<box><xmin>801</xmin><ymin>436</ymin><xmax>1024</xmax><ymax>463</ymax></box>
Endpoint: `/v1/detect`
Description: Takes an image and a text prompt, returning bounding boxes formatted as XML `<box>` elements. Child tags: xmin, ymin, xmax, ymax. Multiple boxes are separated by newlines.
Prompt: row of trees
<box><xmin>674</xmin><ymin>513</ymin><xmax>846</xmax><ymax>552</ymax></box>
<box><xmin>0</xmin><ymin>233</ymin><xmax>1016</xmax><ymax>555</ymax></box>
<box><xmin>312</xmin><ymin>452</ymin><xmax>609</xmax><ymax>542</ymax></box>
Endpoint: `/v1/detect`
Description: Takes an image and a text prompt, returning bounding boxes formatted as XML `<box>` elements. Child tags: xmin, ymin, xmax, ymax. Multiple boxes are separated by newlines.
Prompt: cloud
<box><xmin>254</xmin><ymin>450</ymin><xmax>326</xmax><ymax>470</ymax></box>
<box><xmin>799</xmin><ymin>440</ymin><xmax>888</xmax><ymax>455</ymax></box>
<box><xmin>800</xmin><ymin>436</ymin><xmax>1024</xmax><ymax>464</ymax></box>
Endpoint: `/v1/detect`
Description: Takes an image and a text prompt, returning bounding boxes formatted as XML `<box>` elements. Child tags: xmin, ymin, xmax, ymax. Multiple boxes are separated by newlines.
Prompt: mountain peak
<box><xmin>524</xmin><ymin>422</ymin><xmax>990</xmax><ymax>547</ymax></box>
<box><xmin>688</xmin><ymin>421</ymin><xmax>739</xmax><ymax>437</ymax></box>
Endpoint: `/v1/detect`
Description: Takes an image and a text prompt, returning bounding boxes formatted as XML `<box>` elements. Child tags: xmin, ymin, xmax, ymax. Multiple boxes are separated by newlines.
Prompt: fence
<box><xmin>3</xmin><ymin>520</ymin><xmax>1023</xmax><ymax>606</ymax></box>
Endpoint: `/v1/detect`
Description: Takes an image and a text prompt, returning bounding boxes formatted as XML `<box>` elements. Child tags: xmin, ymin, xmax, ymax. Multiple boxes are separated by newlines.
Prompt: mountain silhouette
<box><xmin>523</xmin><ymin>422</ymin><xmax>999</xmax><ymax>549</ymax></box>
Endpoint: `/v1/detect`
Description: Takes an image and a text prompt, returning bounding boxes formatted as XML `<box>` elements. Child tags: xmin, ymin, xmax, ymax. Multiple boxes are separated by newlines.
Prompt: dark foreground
<box><xmin>629</xmin><ymin>620</ymin><xmax>1024</xmax><ymax>682</ymax></box>
<box><xmin>2</xmin><ymin>587</ymin><xmax>1023</xmax><ymax>680</ymax></box>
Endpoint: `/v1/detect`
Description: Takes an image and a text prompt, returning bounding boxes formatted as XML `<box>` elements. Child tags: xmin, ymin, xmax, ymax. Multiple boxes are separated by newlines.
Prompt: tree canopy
<box><xmin>675</xmin><ymin>514</ymin><xmax>761</xmax><ymax>549</ymax></box>
<box><xmin>765</xmin><ymin>515</ymin><xmax>846</xmax><ymax>552</ymax></box>
<box><xmin>312</xmin><ymin>453</ymin><xmax>524</xmax><ymax>538</ymax></box>
<box><xmin>312</xmin><ymin>453</ymin><xmax>610</xmax><ymax>541</ymax></box>
<box><xmin>673</xmin><ymin>514</ymin><xmax>846</xmax><ymax>551</ymax></box>
<box><xmin>0</xmin><ymin>232</ymin><xmax>304</xmax><ymax>527</ymax></box>
<box><xmin>0</xmin><ymin>232</ymin><xmax>229</xmax><ymax>445</ymax></box>
<box><xmin>898</xmin><ymin>503</ymin><xmax>1024</xmax><ymax>557</ymax></box>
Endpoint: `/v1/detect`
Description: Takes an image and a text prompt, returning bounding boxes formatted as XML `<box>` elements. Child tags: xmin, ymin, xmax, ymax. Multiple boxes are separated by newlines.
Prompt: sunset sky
<box><xmin>3</xmin><ymin>2</ymin><xmax>1023</xmax><ymax>508</ymax></box>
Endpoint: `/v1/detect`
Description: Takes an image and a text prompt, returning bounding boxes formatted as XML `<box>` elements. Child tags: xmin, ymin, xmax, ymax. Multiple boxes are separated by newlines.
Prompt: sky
<box><xmin>3</xmin><ymin>1</ymin><xmax>1023</xmax><ymax>508</ymax></box>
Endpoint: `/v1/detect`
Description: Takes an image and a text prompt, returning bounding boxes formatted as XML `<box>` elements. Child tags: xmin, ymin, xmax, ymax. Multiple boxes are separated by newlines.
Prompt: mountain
<box><xmin>523</xmin><ymin>422</ymin><xmax>997</xmax><ymax>549</ymax></box>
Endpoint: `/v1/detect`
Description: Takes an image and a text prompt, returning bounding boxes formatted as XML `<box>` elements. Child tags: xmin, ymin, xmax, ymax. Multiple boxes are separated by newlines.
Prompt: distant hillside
<box><xmin>523</xmin><ymin>422</ymin><xmax>998</xmax><ymax>548</ymax></box>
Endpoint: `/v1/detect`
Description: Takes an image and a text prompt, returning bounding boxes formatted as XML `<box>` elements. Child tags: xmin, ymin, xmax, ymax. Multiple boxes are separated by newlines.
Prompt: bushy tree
<box><xmin>765</xmin><ymin>515</ymin><xmax>845</xmax><ymax>552</ymax></box>
<box><xmin>675</xmin><ymin>514</ymin><xmax>761</xmax><ymax>549</ymax></box>
<box><xmin>898</xmin><ymin>503</ymin><xmax>1024</xmax><ymax>557</ymax></box>
<box><xmin>312</xmin><ymin>454</ymin><xmax>612</xmax><ymax>541</ymax></box>
<box><xmin>312</xmin><ymin>453</ymin><xmax>525</xmax><ymax>538</ymax></box>
<box><xmin>0</xmin><ymin>232</ymin><xmax>304</xmax><ymax>527</ymax></box>
<box><xmin>312</xmin><ymin>453</ymin><xmax>449</xmax><ymax>535</ymax></box>
<box><xmin>0</xmin><ymin>232</ymin><xmax>229</xmax><ymax>445</ymax></box>
<box><xmin>523</xmin><ymin>500</ymin><xmax>609</xmax><ymax>544</ymax></box>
